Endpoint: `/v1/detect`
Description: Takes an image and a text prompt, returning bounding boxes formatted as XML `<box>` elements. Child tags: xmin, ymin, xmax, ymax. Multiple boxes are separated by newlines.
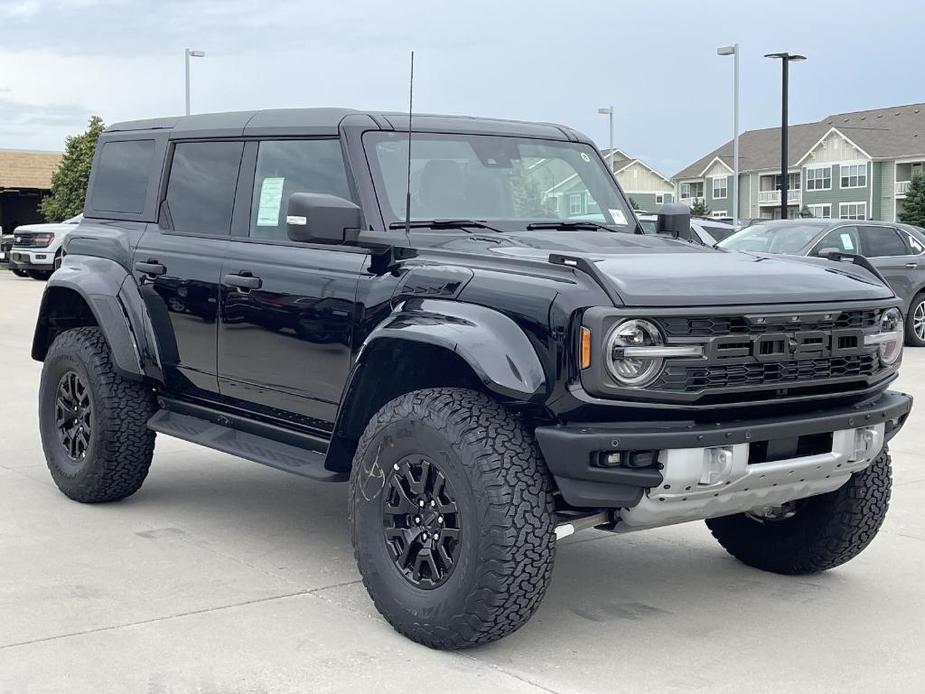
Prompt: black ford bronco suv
<box><xmin>33</xmin><ymin>109</ymin><xmax>912</xmax><ymax>649</ymax></box>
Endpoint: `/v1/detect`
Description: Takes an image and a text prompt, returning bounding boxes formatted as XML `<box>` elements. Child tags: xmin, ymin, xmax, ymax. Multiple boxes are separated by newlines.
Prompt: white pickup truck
<box><xmin>8</xmin><ymin>214</ymin><xmax>82</xmax><ymax>279</ymax></box>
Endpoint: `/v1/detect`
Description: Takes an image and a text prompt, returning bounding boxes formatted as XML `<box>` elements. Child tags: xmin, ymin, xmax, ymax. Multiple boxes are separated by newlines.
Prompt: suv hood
<box><xmin>14</xmin><ymin>222</ymin><xmax>75</xmax><ymax>235</ymax></box>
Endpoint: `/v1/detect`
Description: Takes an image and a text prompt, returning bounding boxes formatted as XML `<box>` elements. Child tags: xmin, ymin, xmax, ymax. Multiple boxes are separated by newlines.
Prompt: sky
<box><xmin>1</xmin><ymin>0</ymin><xmax>923</xmax><ymax>177</ymax></box>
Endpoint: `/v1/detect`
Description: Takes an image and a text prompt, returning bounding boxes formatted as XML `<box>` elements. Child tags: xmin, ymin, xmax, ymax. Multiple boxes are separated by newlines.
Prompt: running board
<box><xmin>147</xmin><ymin>409</ymin><xmax>346</xmax><ymax>482</ymax></box>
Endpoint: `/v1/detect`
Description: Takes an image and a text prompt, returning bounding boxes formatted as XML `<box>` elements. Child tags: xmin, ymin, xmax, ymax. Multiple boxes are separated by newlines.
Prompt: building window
<box><xmin>680</xmin><ymin>181</ymin><xmax>703</xmax><ymax>199</ymax></box>
<box><xmin>712</xmin><ymin>176</ymin><xmax>728</xmax><ymax>199</ymax></box>
<box><xmin>568</xmin><ymin>193</ymin><xmax>583</xmax><ymax>215</ymax></box>
<box><xmin>805</xmin><ymin>166</ymin><xmax>832</xmax><ymax>191</ymax></box>
<box><xmin>710</xmin><ymin>210</ymin><xmax>728</xmax><ymax>218</ymax></box>
<box><xmin>839</xmin><ymin>202</ymin><xmax>867</xmax><ymax>221</ymax></box>
<box><xmin>840</xmin><ymin>163</ymin><xmax>867</xmax><ymax>189</ymax></box>
<box><xmin>807</xmin><ymin>203</ymin><xmax>832</xmax><ymax>219</ymax></box>
<box><xmin>655</xmin><ymin>193</ymin><xmax>664</xmax><ymax>204</ymax></box>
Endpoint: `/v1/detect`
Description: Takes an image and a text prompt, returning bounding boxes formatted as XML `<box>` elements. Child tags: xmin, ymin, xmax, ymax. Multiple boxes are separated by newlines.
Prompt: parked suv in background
<box><xmin>9</xmin><ymin>214</ymin><xmax>82</xmax><ymax>279</ymax></box>
<box><xmin>720</xmin><ymin>220</ymin><xmax>925</xmax><ymax>346</ymax></box>
<box><xmin>31</xmin><ymin>109</ymin><xmax>911</xmax><ymax>649</ymax></box>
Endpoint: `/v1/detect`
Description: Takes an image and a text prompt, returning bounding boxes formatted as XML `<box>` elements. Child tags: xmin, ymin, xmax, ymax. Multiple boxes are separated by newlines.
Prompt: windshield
<box><xmin>719</xmin><ymin>223</ymin><xmax>824</xmax><ymax>254</ymax></box>
<box><xmin>363</xmin><ymin>131</ymin><xmax>635</xmax><ymax>230</ymax></box>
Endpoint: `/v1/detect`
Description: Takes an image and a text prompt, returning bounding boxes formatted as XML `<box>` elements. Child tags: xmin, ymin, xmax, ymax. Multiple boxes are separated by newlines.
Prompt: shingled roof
<box><xmin>674</xmin><ymin>102</ymin><xmax>925</xmax><ymax>180</ymax></box>
<box><xmin>0</xmin><ymin>149</ymin><xmax>62</xmax><ymax>190</ymax></box>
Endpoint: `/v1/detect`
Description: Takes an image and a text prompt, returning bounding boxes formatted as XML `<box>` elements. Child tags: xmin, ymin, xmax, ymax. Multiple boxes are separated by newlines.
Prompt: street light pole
<box><xmin>184</xmin><ymin>48</ymin><xmax>206</xmax><ymax>116</ymax></box>
<box><xmin>717</xmin><ymin>44</ymin><xmax>739</xmax><ymax>224</ymax></box>
<box><xmin>597</xmin><ymin>106</ymin><xmax>614</xmax><ymax>174</ymax></box>
<box><xmin>765</xmin><ymin>51</ymin><xmax>806</xmax><ymax>219</ymax></box>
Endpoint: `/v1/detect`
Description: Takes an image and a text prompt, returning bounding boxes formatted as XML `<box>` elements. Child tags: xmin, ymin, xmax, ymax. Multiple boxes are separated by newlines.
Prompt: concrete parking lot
<box><xmin>1</xmin><ymin>269</ymin><xmax>924</xmax><ymax>694</ymax></box>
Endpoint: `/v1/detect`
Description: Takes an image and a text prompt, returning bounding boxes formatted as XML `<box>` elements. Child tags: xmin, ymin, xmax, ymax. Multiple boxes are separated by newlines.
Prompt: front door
<box><xmin>216</xmin><ymin>138</ymin><xmax>366</xmax><ymax>429</ymax></box>
<box><xmin>133</xmin><ymin>140</ymin><xmax>243</xmax><ymax>396</ymax></box>
<box><xmin>857</xmin><ymin>225</ymin><xmax>919</xmax><ymax>307</ymax></box>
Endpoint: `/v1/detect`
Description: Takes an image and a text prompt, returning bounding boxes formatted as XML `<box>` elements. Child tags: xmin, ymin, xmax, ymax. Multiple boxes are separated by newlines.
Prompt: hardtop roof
<box><xmin>106</xmin><ymin>108</ymin><xmax>585</xmax><ymax>141</ymax></box>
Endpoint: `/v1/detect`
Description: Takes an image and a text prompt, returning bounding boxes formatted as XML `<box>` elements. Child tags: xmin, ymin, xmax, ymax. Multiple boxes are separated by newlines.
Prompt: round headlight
<box><xmin>878</xmin><ymin>308</ymin><xmax>903</xmax><ymax>365</ymax></box>
<box><xmin>605</xmin><ymin>319</ymin><xmax>665</xmax><ymax>387</ymax></box>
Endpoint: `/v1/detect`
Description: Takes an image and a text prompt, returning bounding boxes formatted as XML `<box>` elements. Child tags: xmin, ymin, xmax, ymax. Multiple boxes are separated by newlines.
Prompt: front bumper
<box><xmin>9</xmin><ymin>250</ymin><xmax>54</xmax><ymax>271</ymax></box>
<box><xmin>535</xmin><ymin>390</ymin><xmax>912</xmax><ymax>519</ymax></box>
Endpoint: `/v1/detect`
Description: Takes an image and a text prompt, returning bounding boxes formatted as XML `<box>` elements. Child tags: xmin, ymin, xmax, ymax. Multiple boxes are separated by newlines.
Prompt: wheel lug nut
<box><xmin>418</xmin><ymin>500</ymin><xmax>425</xmax><ymax>508</ymax></box>
<box><xmin>438</xmin><ymin>516</ymin><xmax>444</xmax><ymax>524</ymax></box>
<box><xmin>420</xmin><ymin>533</ymin><xmax>428</xmax><ymax>541</ymax></box>
<box><xmin>430</xmin><ymin>500</ymin><xmax>436</xmax><ymax>508</ymax></box>
<box><xmin>413</xmin><ymin>516</ymin><xmax>420</xmax><ymax>524</ymax></box>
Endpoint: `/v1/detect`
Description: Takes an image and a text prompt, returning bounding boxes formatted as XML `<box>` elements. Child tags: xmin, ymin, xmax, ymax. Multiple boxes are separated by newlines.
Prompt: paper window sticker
<box><xmin>840</xmin><ymin>233</ymin><xmax>855</xmax><ymax>251</ymax></box>
<box><xmin>257</xmin><ymin>177</ymin><xmax>285</xmax><ymax>226</ymax></box>
<box><xmin>609</xmin><ymin>209</ymin><xmax>627</xmax><ymax>225</ymax></box>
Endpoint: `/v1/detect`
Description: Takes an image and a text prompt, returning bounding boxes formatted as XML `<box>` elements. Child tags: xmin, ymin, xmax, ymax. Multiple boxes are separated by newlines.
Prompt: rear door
<box><xmin>856</xmin><ymin>224</ymin><xmax>918</xmax><ymax>305</ymax></box>
<box><xmin>216</xmin><ymin>138</ymin><xmax>366</xmax><ymax>429</ymax></box>
<box><xmin>133</xmin><ymin>140</ymin><xmax>243</xmax><ymax>397</ymax></box>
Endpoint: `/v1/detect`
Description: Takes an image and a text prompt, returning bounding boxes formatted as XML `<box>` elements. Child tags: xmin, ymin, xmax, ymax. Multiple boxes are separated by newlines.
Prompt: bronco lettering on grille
<box><xmin>706</xmin><ymin>329</ymin><xmax>866</xmax><ymax>362</ymax></box>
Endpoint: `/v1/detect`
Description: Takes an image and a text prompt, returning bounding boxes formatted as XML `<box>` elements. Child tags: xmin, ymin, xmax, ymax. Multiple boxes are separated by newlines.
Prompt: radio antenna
<box><xmin>404</xmin><ymin>50</ymin><xmax>414</xmax><ymax>235</ymax></box>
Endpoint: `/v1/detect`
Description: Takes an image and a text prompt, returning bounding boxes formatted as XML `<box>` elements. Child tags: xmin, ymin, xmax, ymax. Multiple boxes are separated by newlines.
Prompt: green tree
<box><xmin>628</xmin><ymin>196</ymin><xmax>640</xmax><ymax>210</ymax></box>
<box><xmin>40</xmin><ymin>115</ymin><xmax>105</xmax><ymax>222</ymax></box>
<box><xmin>800</xmin><ymin>204</ymin><xmax>814</xmax><ymax>218</ymax></box>
<box><xmin>898</xmin><ymin>173</ymin><xmax>925</xmax><ymax>227</ymax></box>
<box><xmin>689</xmin><ymin>198</ymin><xmax>710</xmax><ymax>216</ymax></box>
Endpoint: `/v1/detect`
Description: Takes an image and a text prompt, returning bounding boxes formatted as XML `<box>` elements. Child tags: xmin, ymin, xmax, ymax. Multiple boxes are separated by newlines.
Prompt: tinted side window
<box><xmin>811</xmin><ymin>227</ymin><xmax>860</xmax><ymax>256</ymax></box>
<box><xmin>91</xmin><ymin>139</ymin><xmax>156</xmax><ymax>214</ymax></box>
<box><xmin>859</xmin><ymin>226</ymin><xmax>908</xmax><ymax>257</ymax></box>
<box><xmin>249</xmin><ymin>139</ymin><xmax>353</xmax><ymax>241</ymax></box>
<box><xmin>164</xmin><ymin>141</ymin><xmax>243</xmax><ymax>235</ymax></box>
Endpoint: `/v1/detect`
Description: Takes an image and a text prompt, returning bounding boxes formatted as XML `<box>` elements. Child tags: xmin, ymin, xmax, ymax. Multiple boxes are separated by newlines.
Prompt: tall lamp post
<box><xmin>184</xmin><ymin>48</ymin><xmax>206</xmax><ymax>116</ymax></box>
<box><xmin>598</xmin><ymin>106</ymin><xmax>614</xmax><ymax>174</ymax></box>
<box><xmin>765</xmin><ymin>52</ymin><xmax>806</xmax><ymax>219</ymax></box>
<box><xmin>717</xmin><ymin>44</ymin><xmax>739</xmax><ymax>225</ymax></box>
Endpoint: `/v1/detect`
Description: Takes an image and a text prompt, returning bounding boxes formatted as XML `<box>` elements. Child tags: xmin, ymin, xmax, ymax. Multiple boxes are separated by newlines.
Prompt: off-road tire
<box><xmin>39</xmin><ymin>327</ymin><xmax>156</xmax><ymax>503</ymax></box>
<box><xmin>706</xmin><ymin>448</ymin><xmax>891</xmax><ymax>574</ymax></box>
<box><xmin>905</xmin><ymin>293</ymin><xmax>925</xmax><ymax>347</ymax></box>
<box><xmin>348</xmin><ymin>388</ymin><xmax>556</xmax><ymax>649</ymax></box>
<box><xmin>28</xmin><ymin>270</ymin><xmax>51</xmax><ymax>281</ymax></box>
<box><xmin>11</xmin><ymin>268</ymin><xmax>28</xmax><ymax>277</ymax></box>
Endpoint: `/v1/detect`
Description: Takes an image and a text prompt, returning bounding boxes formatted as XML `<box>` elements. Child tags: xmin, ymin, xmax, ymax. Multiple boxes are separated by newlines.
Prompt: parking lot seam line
<box><xmin>0</xmin><ymin>589</ymin><xmax>315</xmax><ymax>652</ymax></box>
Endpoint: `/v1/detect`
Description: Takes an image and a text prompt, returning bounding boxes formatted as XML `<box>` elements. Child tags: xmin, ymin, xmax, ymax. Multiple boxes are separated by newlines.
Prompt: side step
<box><xmin>148</xmin><ymin>409</ymin><xmax>346</xmax><ymax>482</ymax></box>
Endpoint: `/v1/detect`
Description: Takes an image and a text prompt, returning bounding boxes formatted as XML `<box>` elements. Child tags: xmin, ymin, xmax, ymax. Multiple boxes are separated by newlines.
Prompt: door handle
<box><xmin>906</xmin><ymin>262</ymin><xmax>918</xmax><ymax>269</ymax></box>
<box><xmin>223</xmin><ymin>272</ymin><xmax>262</xmax><ymax>291</ymax></box>
<box><xmin>134</xmin><ymin>260</ymin><xmax>166</xmax><ymax>276</ymax></box>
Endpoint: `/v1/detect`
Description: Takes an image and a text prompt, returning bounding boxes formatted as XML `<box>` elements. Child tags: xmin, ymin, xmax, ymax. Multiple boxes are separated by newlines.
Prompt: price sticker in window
<box><xmin>840</xmin><ymin>233</ymin><xmax>855</xmax><ymax>251</ymax></box>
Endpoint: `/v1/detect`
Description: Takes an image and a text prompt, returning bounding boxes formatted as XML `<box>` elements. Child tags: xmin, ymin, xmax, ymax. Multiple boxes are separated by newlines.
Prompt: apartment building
<box><xmin>673</xmin><ymin>102</ymin><xmax>925</xmax><ymax>222</ymax></box>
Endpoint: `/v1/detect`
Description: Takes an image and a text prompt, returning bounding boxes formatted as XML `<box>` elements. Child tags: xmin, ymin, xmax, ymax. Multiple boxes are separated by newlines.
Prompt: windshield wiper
<box><xmin>388</xmin><ymin>219</ymin><xmax>503</xmax><ymax>232</ymax></box>
<box><xmin>525</xmin><ymin>221</ymin><xmax>616</xmax><ymax>232</ymax></box>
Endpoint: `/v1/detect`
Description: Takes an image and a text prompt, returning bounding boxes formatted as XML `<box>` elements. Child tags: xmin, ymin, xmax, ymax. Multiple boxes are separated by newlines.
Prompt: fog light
<box><xmin>701</xmin><ymin>446</ymin><xmax>734</xmax><ymax>485</ymax></box>
<box><xmin>604</xmin><ymin>452</ymin><xmax>623</xmax><ymax>467</ymax></box>
<box><xmin>851</xmin><ymin>427</ymin><xmax>878</xmax><ymax>462</ymax></box>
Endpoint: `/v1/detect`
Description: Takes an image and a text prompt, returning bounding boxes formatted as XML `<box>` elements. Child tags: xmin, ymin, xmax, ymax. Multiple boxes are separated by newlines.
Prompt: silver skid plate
<box><xmin>616</xmin><ymin>424</ymin><xmax>885</xmax><ymax>531</ymax></box>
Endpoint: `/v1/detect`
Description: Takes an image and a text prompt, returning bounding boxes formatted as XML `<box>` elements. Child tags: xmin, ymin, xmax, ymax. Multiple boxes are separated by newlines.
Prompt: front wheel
<box><xmin>348</xmin><ymin>388</ymin><xmax>556</xmax><ymax>649</ymax></box>
<box><xmin>905</xmin><ymin>293</ymin><xmax>925</xmax><ymax>347</ymax></box>
<box><xmin>11</xmin><ymin>268</ymin><xmax>28</xmax><ymax>277</ymax></box>
<box><xmin>27</xmin><ymin>270</ymin><xmax>51</xmax><ymax>280</ymax></box>
<box><xmin>706</xmin><ymin>448</ymin><xmax>891</xmax><ymax>574</ymax></box>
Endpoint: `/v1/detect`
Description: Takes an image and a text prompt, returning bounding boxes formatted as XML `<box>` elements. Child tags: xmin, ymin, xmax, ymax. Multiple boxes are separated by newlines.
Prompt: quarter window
<box><xmin>568</xmin><ymin>193</ymin><xmax>583</xmax><ymax>215</ymax></box>
<box><xmin>712</xmin><ymin>176</ymin><xmax>728</xmax><ymax>199</ymax></box>
<box><xmin>164</xmin><ymin>141</ymin><xmax>243</xmax><ymax>235</ymax></box>
<box><xmin>249</xmin><ymin>139</ymin><xmax>353</xmax><ymax>241</ymax></box>
<box><xmin>805</xmin><ymin>166</ymin><xmax>832</xmax><ymax>191</ymax></box>
<box><xmin>91</xmin><ymin>139</ymin><xmax>156</xmax><ymax>214</ymax></box>
<box><xmin>840</xmin><ymin>163</ymin><xmax>867</xmax><ymax>188</ymax></box>
<box><xmin>839</xmin><ymin>202</ymin><xmax>867</xmax><ymax>221</ymax></box>
<box><xmin>859</xmin><ymin>226</ymin><xmax>908</xmax><ymax>257</ymax></box>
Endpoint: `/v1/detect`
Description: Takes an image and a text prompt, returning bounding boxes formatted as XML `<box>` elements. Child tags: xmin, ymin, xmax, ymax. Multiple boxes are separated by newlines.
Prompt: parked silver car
<box><xmin>720</xmin><ymin>219</ymin><xmax>925</xmax><ymax>346</ymax></box>
<box><xmin>637</xmin><ymin>214</ymin><xmax>738</xmax><ymax>245</ymax></box>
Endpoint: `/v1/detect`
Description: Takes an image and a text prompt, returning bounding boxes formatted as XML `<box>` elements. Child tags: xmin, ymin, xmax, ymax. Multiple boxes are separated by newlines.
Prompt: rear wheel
<box><xmin>706</xmin><ymin>448</ymin><xmax>891</xmax><ymax>574</ymax></box>
<box><xmin>39</xmin><ymin>327</ymin><xmax>156</xmax><ymax>502</ymax></box>
<box><xmin>349</xmin><ymin>388</ymin><xmax>556</xmax><ymax>649</ymax></box>
<box><xmin>905</xmin><ymin>293</ymin><xmax>925</xmax><ymax>347</ymax></box>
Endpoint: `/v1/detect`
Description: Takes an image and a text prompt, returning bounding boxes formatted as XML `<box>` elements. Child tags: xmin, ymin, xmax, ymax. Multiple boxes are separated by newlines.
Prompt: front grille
<box><xmin>654</xmin><ymin>353</ymin><xmax>880</xmax><ymax>392</ymax></box>
<box><xmin>660</xmin><ymin>309</ymin><xmax>881</xmax><ymax>337</ymax></box>
<box><xmin>12</xmin><ymin>233</ymin><xmax>50</xmax><ymax>249</ymax></box>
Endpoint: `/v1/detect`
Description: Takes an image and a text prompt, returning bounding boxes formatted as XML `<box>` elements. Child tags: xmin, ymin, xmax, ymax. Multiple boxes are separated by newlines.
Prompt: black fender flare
<box><xmin>32</xmin><ymin>255</ymin><xmax>154</xmax><ymax>381</ymax></box>
<box><xmin>360</xmin><ymin>298</ymin><xmax>546</xmax><ymax>400</ymax></box>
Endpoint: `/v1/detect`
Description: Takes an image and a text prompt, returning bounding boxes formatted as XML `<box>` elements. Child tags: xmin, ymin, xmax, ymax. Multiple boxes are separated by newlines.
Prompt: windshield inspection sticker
<box><xmin>609</xmin><ymin>208</ymin><xmax>627</xmax><ymax>225</ymax></box>
<box><xmin>256</xmin><ymin>177</ymin><xmax>285</xmax><ymax>226</ymax></box>
<box><xmin>841</xmin><ymin>233</ymin><xmax>855</xmax><ymax>251</ymax></box>
<box><xmin>580</xmin><ymin>152</ymin><xmax>591</xmax><ymax>162</ymax></box>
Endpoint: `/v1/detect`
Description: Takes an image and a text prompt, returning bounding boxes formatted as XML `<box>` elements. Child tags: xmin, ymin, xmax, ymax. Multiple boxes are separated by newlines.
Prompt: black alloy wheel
<box><xmin>55</xmin><ymin>370</ymin><xmax>92</xmax><ymax>462</ymax></box>
<box><xmin>382</xmin><ymin>455</ymin><xmax>461</xmax><ymax>589</ymax></box>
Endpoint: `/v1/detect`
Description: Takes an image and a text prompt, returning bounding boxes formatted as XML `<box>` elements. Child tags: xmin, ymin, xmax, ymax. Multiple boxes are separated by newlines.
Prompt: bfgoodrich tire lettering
<box><xmin>39</xmin><ymin>327</ymin><xmax>156</xmax><ymax>503</ymax></box>
<box><xmin>348</xmin><ymin>388</ymin><xmax>556</xmax><ymax>649</ymax></box>
<box><xmin>706</xmin><ymin>448</ymin><xmax>891</xmax><ymax>574</ymax></box>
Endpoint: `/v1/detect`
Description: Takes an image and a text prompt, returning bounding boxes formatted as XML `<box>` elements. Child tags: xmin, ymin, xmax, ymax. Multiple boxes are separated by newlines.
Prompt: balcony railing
<box><xmin>896</xmin><ymin>180</ymin><xmax>912</xmax><ymax>196</ymax></box>
<box><xmin>758</xmin><ymin>189</ymin><xmax>802</xmax><ymax>205</ymax></box>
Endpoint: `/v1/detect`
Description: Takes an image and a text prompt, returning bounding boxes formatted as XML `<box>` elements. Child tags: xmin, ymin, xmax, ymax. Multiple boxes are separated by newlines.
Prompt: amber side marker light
<box><xmin>580</xmin><ymin>327</ymin><xmax>592</xmax><ymax>369</ymax></box>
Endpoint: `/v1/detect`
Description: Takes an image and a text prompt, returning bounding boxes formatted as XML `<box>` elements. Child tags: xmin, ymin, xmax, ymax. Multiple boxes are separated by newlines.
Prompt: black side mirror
<box><xmin>817</xmin><ymin>247</ymin><xmax>843</xmax><ymax>259</ymax></box>
<box><xmin>286</xmin><ymin>193</ymin><xmax>361</xmax><ymax>244</ymax></box>
<box><xmin>656</xmin><ymin>203</ymin><xmax>692</xmax><ymax>241</ymax></box>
